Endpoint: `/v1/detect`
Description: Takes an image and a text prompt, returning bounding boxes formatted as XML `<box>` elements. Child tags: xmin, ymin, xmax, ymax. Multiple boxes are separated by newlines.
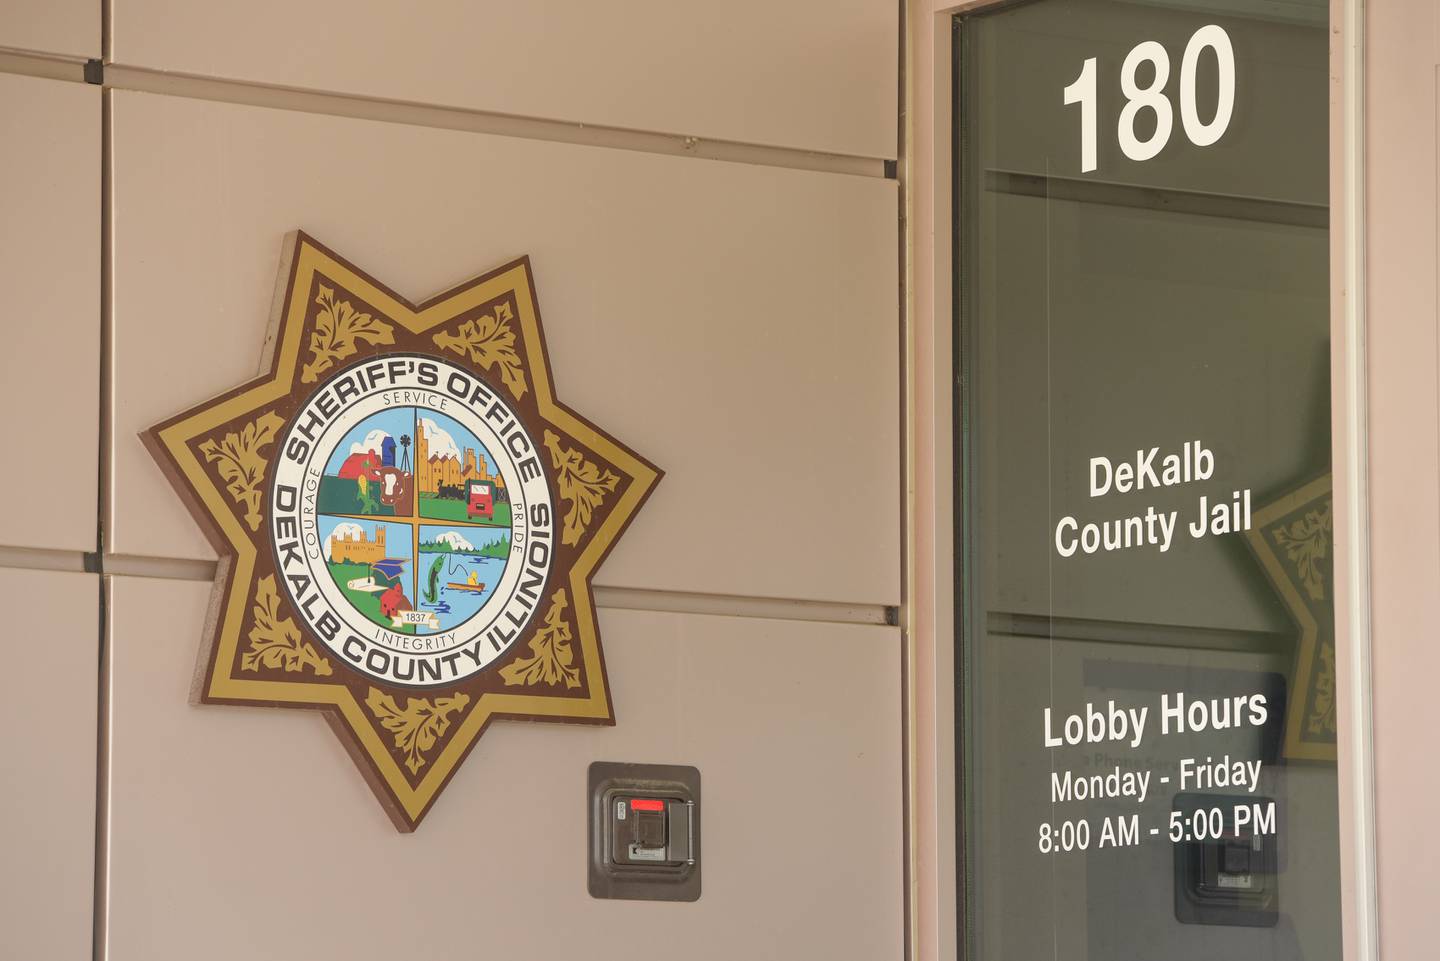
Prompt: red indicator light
<box><xmin>629</xmin><ymin>798</ymin><xmax>665</xmax><ymax>813</ymax></box>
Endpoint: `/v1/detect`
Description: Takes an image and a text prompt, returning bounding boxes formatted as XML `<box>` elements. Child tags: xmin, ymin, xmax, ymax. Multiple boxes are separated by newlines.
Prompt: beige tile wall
<box><xmin>108</xmin><ymin>1</ymin><xmax>897</xmax><ymax>158</ymax></box>
<box><xmin>0</xmin><ymin>72</ymin><xmax>98</xmax><ymax>553</ymax></box>
<box><xmin>0</xmin><ymin>0</ymin><xmax>97</xmax><ymax>58</ymax></box>
<box><xmin>0</xmin><ymin>569</ymin><xmax>98</xmax><ymax>960</ymax></box>
<box><xmin>1366</xmin><ymin>1</ymin><xmax>1440</xmax><ymax>958</ymax></box>
<box><xmin>0</xmin><ymin>7</ymin><xmax>902</xmax><ymax>960</ymax></box>
<box><xmin>107</xmin><ymin>90</ymin><xmax>900</xmax><ymax>606</ymax></box>
<box><xmin>106</xmin><ymin>578</ymin><xmax>902</xmax><ymax>961</ymax></box>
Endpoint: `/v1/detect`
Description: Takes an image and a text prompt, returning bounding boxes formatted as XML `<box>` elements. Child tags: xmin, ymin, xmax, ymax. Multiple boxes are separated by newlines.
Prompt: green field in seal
<box><xmin>317</xmin><ymin>475</ymin><xmax>396</xmax><ymax>516</ymax></box>
<box><xmin>418</xmin><ymin>495</ymin><xmax>512</xmax><ymax>526</ymax></box>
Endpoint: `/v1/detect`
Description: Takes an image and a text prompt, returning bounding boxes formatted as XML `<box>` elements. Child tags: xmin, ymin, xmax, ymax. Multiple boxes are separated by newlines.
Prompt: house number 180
<box><xmin>1062</xmin><ymin>24</ymin><xmax>1236</xmax><ymax>172</ymax></box>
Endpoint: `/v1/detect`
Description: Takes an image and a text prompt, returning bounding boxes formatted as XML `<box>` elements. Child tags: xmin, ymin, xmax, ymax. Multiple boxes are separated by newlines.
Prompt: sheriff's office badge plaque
<box><xmin>145</xmin><ymin>232</ymin><xmax>661</xmax><ymax>830</ymax></box>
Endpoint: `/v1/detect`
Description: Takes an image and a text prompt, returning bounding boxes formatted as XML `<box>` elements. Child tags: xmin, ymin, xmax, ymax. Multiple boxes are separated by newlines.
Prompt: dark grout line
<box><xmin>92</xmin><ymin>71</ymin><xmax>111</xmax><ymax>961</ymax></box>
<box><xmin>894</xmin><ymin>3</ymin><xmax>914</xmax><ymax>958</ymax></box>
<box><xmin>91</xmin><ymin>573</ymin><xmax>109</xmax><ymax>961</ymax></box>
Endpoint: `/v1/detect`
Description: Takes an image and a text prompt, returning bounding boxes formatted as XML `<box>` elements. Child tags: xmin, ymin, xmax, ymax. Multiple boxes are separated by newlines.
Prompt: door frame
<box><xmin>900</xmin><ymin>1</ymin><xmax>1376</xmax><ymax>958</ymax></box>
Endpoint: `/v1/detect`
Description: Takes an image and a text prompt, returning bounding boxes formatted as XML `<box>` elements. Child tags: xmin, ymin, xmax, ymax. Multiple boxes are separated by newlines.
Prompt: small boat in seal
<box><xmin>445</xmin><ymin>568</ymin><xmax>487</xmax><ymax>593</ymax></box>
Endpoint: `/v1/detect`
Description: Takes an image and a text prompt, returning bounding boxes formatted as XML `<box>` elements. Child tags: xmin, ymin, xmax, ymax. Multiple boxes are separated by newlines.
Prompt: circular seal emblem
<box><xmin>270</xmin><ymin>353</ymin><xmax>555</xmax><ymax>687</ymax></box>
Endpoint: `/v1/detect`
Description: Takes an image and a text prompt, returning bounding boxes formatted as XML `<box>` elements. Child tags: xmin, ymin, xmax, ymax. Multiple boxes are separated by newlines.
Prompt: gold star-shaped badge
<box><xmin>145</xmin><ymin>232</ymin><xmax>661</xmax><ymax>830</ymax></box>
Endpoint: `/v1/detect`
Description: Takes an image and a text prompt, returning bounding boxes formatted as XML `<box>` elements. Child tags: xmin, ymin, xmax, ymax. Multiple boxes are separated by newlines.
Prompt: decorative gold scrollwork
<box><xmin>301</xmin><ymin>284</ymin><xmax>395</xmax><ymax>383</ymax></box>
<box><xmin>241</xmin><ymin>575</ymin><xmax>333</xmax><ymax>677</ymax></box>
<box><xmin>543</xmin><ymin>431</ymin><xmax>619</xmax><ymax>545</ymax></box>
<box><xmin>499</xmin><ymin>589</ymin><xmax>581</xmax><ymax>689</ymax></box>
<box><xmin>432</xmin><ymin>301</ymin><xmax>528</xmax><ymax>400</ymax></box>
<box><xmin>1308</xmin><ymin>642</ymin><xmax>1337</xmax><ymax>736</ymax></box>
<box><xmin>1271</xmin><ymin>502</ymin><xmax>1333</xmax><ymax>602</ymax></box>
<box><xmin>365</xmin><ymin>689</ymin><xmax>471</xmax><ymax>775</ymax></box>
<box><xmin>198</xmin><ymin>410</ymin><xmax>284</xmax><ymax>532</ymax></box>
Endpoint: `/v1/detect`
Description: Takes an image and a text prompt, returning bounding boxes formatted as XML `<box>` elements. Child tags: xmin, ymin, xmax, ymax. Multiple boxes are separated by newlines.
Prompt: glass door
<box><xmin>954</xmin><ymin>1</ymin><xmax>1338</xmax><ymax>958</ymax></box>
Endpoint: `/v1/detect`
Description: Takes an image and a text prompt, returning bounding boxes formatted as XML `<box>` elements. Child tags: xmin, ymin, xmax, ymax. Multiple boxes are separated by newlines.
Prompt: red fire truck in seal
<box><xmin>465</xmin><ymin>478</ymin><xmax>498</xmax><ymax>520</ymax></box>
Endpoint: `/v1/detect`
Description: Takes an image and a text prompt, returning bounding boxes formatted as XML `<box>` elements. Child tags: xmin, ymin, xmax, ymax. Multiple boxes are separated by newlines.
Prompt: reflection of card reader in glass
<box><xmin>1173</xmin><ymin>792</ymin><xmax>1279</xmax><ymax>927</ymax></box>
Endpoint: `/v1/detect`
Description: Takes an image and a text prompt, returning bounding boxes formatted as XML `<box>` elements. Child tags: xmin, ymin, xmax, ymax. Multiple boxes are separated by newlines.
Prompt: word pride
<box><xmin>1053</xmin><ymin>440</ymin><xmax>1251</xmax><ymax>558</ymax></box>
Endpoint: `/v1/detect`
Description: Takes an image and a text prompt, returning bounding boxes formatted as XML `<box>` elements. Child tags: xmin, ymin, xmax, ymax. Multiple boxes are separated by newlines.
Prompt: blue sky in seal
<box><xmin>417</xmin><ymin>407</ymin><xmax>501</xmax><ymax>477</ymax></box>
<box><xmin>322</xmin><ymin>407</ymin><xmax>417</xmax><ymax>476</ymax></box>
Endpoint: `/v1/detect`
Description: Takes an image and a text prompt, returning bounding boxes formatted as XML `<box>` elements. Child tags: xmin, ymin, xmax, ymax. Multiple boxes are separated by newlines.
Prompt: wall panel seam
<box><xmin>93</xmin><ymin>65</ymin><xmax>112</xmax><ymax>961</ymax></box>
<box><xmin>0</xmin><ymin>45</ymin><xmax>87</xmax><ymax>82</ymax></box>
<box><xmin>2</xmin><ymin>549</ymin><xmax>899</xmax><ymax>625</ymax></box>
<box><xmin>0</xmin><ymin>45</ymin><xmax>893</xmax><ymax>178</ymax></box>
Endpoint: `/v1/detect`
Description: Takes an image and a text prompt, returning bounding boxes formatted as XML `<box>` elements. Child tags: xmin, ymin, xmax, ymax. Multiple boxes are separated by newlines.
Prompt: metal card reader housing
<box><xmin>589</xmin><ymin>762</ymin><xmax>701</xmax><ymax>902</ymax></box>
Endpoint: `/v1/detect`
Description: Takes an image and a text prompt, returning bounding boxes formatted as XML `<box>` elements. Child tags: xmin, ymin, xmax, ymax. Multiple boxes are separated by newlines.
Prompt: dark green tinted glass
<box><xmin>954</xmin><ymin>1</ymin><xmax>1336</xmax><ymax>958</ymax></box>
